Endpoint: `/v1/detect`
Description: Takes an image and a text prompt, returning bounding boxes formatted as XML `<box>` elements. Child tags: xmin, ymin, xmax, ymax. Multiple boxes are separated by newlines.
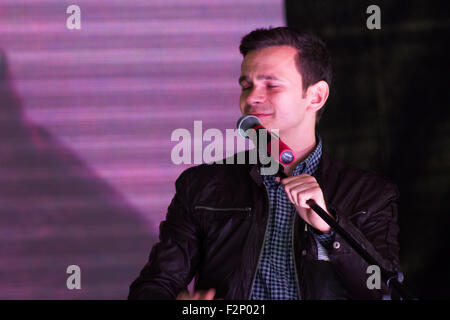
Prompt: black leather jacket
<box><xmin>128</xmin><ymin>151</ymin><xmax>402</xmax><ymax>300</ymax></box>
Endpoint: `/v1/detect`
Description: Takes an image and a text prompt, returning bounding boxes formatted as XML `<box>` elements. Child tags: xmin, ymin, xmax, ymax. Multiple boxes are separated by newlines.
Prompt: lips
<box><xmin>248</xmin><ymin>113</ymin><xmax>273</xmax><ymax>118</ymax></box>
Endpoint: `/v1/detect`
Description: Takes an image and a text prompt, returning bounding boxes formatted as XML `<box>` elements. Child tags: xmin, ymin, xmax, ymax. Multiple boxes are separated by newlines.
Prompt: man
<box><xmin>128</xmin><ymin>27</ymin><xmax>402</xmax><ymax>300</ymax></box>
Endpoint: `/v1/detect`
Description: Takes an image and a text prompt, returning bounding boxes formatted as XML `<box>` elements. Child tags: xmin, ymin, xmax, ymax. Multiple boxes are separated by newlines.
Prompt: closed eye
<box><xmin>266</xmin><ymin>82</ymin><xmax>282</xmax><ymax>89</ymax></box>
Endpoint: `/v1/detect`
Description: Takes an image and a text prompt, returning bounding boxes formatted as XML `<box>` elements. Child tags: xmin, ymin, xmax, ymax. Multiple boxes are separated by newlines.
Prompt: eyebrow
<box><xmin>238</xmin><ymin>75</ymin><xmax>284</xmax><ymax>85</ymax></box>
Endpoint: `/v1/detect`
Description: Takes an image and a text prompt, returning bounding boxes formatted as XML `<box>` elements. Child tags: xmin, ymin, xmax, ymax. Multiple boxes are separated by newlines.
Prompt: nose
<box><xmin>246</xmin><ymin>86</ymin><xmax>266</xmax><ymax>106</ymax></box>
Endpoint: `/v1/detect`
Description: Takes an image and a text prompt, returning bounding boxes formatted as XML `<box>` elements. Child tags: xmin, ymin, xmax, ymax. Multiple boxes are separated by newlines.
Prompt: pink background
<box><xmin>0</xmin><ymin>0</ymin><xmax>283</xmax><ymax>298</ymax></box>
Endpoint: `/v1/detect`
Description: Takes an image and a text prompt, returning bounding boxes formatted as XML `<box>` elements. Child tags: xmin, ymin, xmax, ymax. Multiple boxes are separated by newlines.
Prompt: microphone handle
<box><xmin>253</xmin><ymin>125</ymin><xmax>295</xmax><ymax>165</ymax></box>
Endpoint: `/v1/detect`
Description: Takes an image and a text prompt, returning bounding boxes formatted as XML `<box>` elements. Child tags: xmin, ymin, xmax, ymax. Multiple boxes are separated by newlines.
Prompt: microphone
<box><xmin>236</xmin><ymin>115</ymin><xmax>295</xmax><ymax>166</ymax></box>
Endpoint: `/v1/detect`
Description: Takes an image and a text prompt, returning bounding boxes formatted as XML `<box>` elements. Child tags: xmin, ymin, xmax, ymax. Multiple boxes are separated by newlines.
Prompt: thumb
<box><xmin>204</xmin><ymin>288</ymin><xmax>216</xmax><ymax>300</ymax></box>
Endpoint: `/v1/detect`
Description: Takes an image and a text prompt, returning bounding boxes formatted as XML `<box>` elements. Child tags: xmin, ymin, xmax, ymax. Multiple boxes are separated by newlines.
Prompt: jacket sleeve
<box><xmin>128</xmin><ymin>168</ymin><xmax>201</xmax><ymax>300</ymax></box>
<box><xmin>327</xmin><ymin>179</ymin><xmax>402</xmax><ymax>299</ymax></box>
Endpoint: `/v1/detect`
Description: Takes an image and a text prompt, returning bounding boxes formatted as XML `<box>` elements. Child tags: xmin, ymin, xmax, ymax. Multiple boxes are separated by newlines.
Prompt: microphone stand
<box><xmin>273</xmin><ymin>164</ymin><xmax>417</xmax><ymax>300</ymax></box>
<box><xmin>306</xmin><ymin>199</ymin><xmax>416</xmax><ymax>300</ymax></box>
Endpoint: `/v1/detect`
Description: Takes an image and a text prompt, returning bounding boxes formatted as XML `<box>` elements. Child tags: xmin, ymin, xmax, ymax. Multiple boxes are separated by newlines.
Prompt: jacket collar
<box><xmin>315</xmin><ymin>151</ymin><xmax>336</xmax><ymax>206</ymax></box>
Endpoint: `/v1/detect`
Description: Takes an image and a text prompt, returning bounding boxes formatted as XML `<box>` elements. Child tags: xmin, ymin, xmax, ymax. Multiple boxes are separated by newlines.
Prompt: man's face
<box><xmin>239</xmin><ymin>45</ymin><xmax>310</xmax><ymax>137</ymax></box>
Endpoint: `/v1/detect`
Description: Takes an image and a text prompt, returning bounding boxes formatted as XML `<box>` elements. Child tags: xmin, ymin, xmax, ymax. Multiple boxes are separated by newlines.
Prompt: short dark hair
<box><xmin>239</xmin><ymin>27</ymin><xmax>332</xmax><ymax>123</ymax></box>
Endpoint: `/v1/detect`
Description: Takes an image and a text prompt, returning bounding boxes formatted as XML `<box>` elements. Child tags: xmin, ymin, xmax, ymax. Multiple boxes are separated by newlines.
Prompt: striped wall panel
<box><xmin>0</xmin><ymin>0</ymin><xmax>284</xmax><ymax>299</ymax></box>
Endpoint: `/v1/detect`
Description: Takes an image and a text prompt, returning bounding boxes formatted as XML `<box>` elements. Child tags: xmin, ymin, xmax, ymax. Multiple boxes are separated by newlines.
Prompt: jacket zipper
<box><xmin>194</xmin><ymin>206</ymin><xmax>252</xmax><ymax>212</ymax></box>
<box><xmin>247</xmin><ymin>186</ymin><xmax>271</xmax><ymax>300</ymax></box>
<box><xmin>291</xmin><ymin>214</ymin><xmax>302</xmax><ymax>300</ymax></box>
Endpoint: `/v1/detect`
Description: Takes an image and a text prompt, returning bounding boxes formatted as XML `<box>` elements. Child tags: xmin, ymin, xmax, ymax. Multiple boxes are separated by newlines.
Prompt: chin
<box><xmin>263</xmin><ymin>120</ymin><xmax>281</xmax><ymax>132</ymax></box>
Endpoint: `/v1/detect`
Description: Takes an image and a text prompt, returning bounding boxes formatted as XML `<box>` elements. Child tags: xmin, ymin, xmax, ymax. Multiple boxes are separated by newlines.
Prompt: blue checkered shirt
<box><xmin>250</xmin><ymin>135</ymin><xmax>334</xmax><ymax>300</ymax></box>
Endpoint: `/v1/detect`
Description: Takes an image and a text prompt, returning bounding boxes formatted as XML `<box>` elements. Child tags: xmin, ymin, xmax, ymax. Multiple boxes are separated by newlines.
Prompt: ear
<box><xmin>306</xmin><ymin>80</ymin><xmax>329</xmax><ymax>113</ymax></box>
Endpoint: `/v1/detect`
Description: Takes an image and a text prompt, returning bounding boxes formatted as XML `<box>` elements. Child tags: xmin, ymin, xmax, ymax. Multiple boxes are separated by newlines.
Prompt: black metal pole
<box><xmin>306</xmin><ymin>199</ymin><xmax>416</xmax><ymax>300</ymax></box>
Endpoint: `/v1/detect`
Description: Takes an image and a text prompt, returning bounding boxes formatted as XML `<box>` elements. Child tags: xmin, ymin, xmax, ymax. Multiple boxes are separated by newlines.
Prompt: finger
<box><xmin>296</xmin><ymin>190</ymin><xmax>313</xmax><ymax>208</ymax></box>
<box><xmin>283</xmin><ymin>183</ymin><xmax>297</xmax><ymax>206</ymax></box>
<box><xmin>204</xmin><ymin>289</ymin><xmax>216</xmax><ymax>300</ymax></box>
<box><xmin>196</xmin><ymin>289</ymin><xmax>215</xmax><ymax>300</ymax></box>
<box><xmin>176</xmin><ymin>290</ymin><xmax>190</xmax><ymax>300</ymax></box>
<box><xmin>296</xmin><ymin>188</ymin><xmax>324</xmax><ymax>209</ymax></box>
<box><xmin>287</xmin><ymin>185</ymin><xmax>318</xmax><ymax>209</ymax></box>
<box><xmin>279</xmin><ymin>174</ymin><xmax>313</xmax><ymax>184</ymax></box>
<box><xmin>284</xmin><ymin>183</ymin><xmax>310</xmax><ymax>207</ymax></box>
<box><xmin>283</xmin><ymin>181</ymin><xmax>317</xmax><ymax>194</ymax></box>
<box><xmin>284</xmin><ymin>183</ymin><xmax>318</xmax><ymax>206</ymax></box>
<box><xmin>280</xmin><ymin>177</ymin><xmax>316</xmax><ymax>191</ymax></box>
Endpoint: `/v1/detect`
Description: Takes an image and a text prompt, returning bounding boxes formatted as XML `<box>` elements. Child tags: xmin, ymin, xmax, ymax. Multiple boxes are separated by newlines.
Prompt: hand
<box><xmin>275</xmin><ymin>174</ymin><xmax>333</xmax><ymax>233</ymax></box>
<box><xmin>176</xmin><ymin>288</ymin><xmax>216</xmax><ymax>300</ymax></box>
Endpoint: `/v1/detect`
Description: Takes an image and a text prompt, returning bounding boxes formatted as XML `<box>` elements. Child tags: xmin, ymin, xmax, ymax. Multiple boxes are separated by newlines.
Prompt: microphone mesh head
<box><xmin>236</xmin><ymin>115</ymin><xmax>261</xmax><ymax>138</ymax></box>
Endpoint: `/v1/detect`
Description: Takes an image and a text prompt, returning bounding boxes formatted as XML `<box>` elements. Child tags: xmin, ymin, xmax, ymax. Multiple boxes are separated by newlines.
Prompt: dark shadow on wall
<box><xmin>0</xmin><ymin>50</ymin><xmax>157</xmax><ymax>299</ymax></box>
<box><xmin>286</xmin><ymin>0</ymin><xmax>450</xmax><ymax>299</ymax></box>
